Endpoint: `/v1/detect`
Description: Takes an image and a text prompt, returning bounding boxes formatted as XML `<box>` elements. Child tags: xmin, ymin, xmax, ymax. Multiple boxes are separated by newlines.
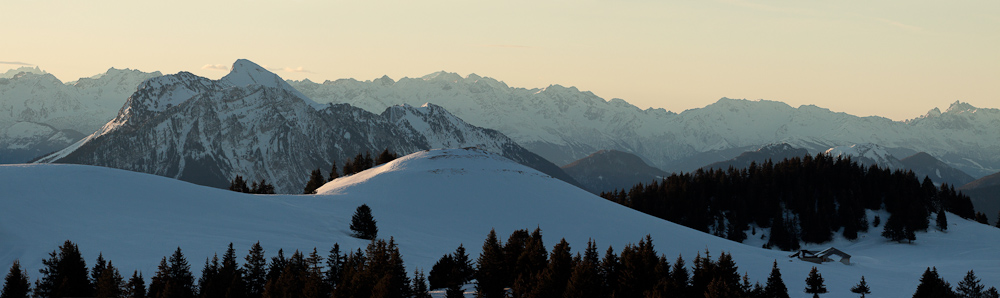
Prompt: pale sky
<box><xmin>3</xmin><ymin>0</ymin><xmax>998</xmax><ymax>120</ymax></box>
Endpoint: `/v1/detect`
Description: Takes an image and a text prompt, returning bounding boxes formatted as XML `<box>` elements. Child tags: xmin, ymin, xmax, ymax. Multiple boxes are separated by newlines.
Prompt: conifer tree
<box><xmin>264</xmin><ymin>249</ymin><xmax>287</xmax><ymax>290</ymax></box>
<box><xmin>376</xmin><ymin>149</ymin><xmax>398</xmax><ymax>165</ymax></box>
<box><xmin>166</xmin><ymin>247</ymin><xmax>196</xmax><ymax>298</ymax></box>
<box><xmin>124</xmin><ymin>271</ymin><xmax>145</xmax><ymax>298</ymax></box>
<box><xmin>94</xmin><ymin>261</ymin><xmax>123</xmax><ymax>298</ymax></box>
<box><xmin>913</xmin><ymin>267</ymin><xmax>955</xmax><ymax>298</ymax></box>
<box><xmin>303</xmin><ymin>169</ymin><xmax>326</xmax><ymax>194</ymax></box>
<box><xmin>243</xmin><ymin>242</ymin><xmax>267</xmax><ymax>298</ymax></box>
<box><xmin>34</xmin><ymin>240</ymin><xmax>93</xmax><ymax>298</ymax></box>
<box><xmin>92</xmin><ymin>253</ymin><xmax>107</xmax><ymax>286</ymax></box>
<box><xmin>804</xmin><ymin>267</ymin><xmax>827</xmax><ymax>298</ymax></box>
<box><xmin>328</xmin><ymin>161</ymin><xmax>339</xmax><ymax>182</ymax></box>
<box><xmin>531</xmin><ymin>239</ymin><xmax>572</xmax><ymax>298</ymax></box>
<box><xmin>850</xmin><ymin>276</ymin><xmax>870</xmax><ymax>298</ymax></box>
<box><xmin>252</xmin><ymin>180</ymin><xmax>275</xmax><ymax>194</ymax></box>
<box><xmin>956</xmin><ymin>270</ymin><xmax>985</xmax><ymax>298</ymax></box>
<box><xmin>937</xmin><ymin>208</ymin><xmax>949</xmax><ymax>231</ymax></box>
<box><xmin>669</xmin><ymin>255</ymin><xmax>690</xmax><ymax>296</ymax></box>
<box><xmin>475</xmin><ymin>229</ymin><xmax>506</xmax><ymax>298</ymax></box>
<box><xmin>230</xmin><ymin>175</ymin><xmax>250</xmax><ymax>193</ymax></box>
<box><xmin>147</xmin><ymin>258</ymin><xmax>169</xmax><ymax>298</ymax></box>
<box><xmin>350</xmin><ymin>204</ymin><xmax>378</xmax><ymax>240</ymax></box>
<box><xmin>411</xmin><ymin>269</ymin><xmax>431</xmax><ymax>298</ymax></box>
<box><xmin>198</xmin><ymin>254</ymin><xmax>221</xmax><ymax>298</ymax></box>
<box><xmin>986</xmin><ymin>287</ymin><xmax>1000</xmax><ymax>298</ymax></box>
<box><xmin>325</xmin><ymin>244</ymin><xmax>343</xmax><ymax>291</ymax></box>
<box><xmin>764</xmin><ymin>261</ymin><xmax>789</xmax><ymax>298</ymax></box>
<box><xmin>1</xmin><ymin>260</ymin><xmax>31</xmax><ymax>298</ymax></box>
<box><xmin>599</xmin><ymin>246</ymin><xmax>619</xmax><ymax>297</ymax></box>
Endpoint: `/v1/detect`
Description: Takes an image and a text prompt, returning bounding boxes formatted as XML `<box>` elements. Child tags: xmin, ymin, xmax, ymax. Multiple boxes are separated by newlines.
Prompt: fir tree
<box><xmin>243</xmin><ymin>242</ymin><xmax>267</xmax><ymax>298</ymax></box>
<box><xmin>251</xmin><ymin>180</ymin><xmax>275</xmax><ymax>194</ymax></box>
<box><xmin>475</xmin><ymin>229</ymin><xmax>506</xmax><ymax>298</ymax></box>
<box><xmin>325</xmin><ymin>244</ymin><xmax>343</xmax><ymax>291</ymax></box>
<box><xmin>599</xmin><ymin>246</ymin><xmax>619</xmax><ymax>297</ymax></box>
<box><xmin>913</xmin><ymin>267</ymin><xmax>955</xmax><ymax>298</ymax></box>
<box><xmin>1</xmin><ymin>260</ymin><xmax>31</xmax><ymax>298</ymax></box>
<box><xmin>328</xmin><ymin>161</ymin><xmax>339</xmax><ymax>182</ymax></box>
<box><xmin>34</xmin><ymin>240</ymin><xmax>93</xmax><ymax>298</ymax></box>
<box><xmin>956</xmin><ymin>270</ymin><xmax>985</xmax><ymax>298</ymax></box>
<box><xmin>804</xmin><ymin>267</ymin><xmax>827</xmax><ymax>298</ymax></box>
<box><xmin>850</xmin><ymin>276</ymin><xmax>870</xmax><ymax>298</ymax></box>
<box><xmin>166</xmin><ymin>247</ymin><xmax>196</xmax><ymax>298</ymax></box>
<box><xmin>764</xmin><ymin>261</ymin><xmax>789</xmax><ymax>298</ymax></box>
<box><xmin>937</xmin><ymin>208</ymin><xmax>949</xmax><ymax>231</ymax></box>
<box><xmin>986</xmin><ymin>287</ymin><xmax>999</xmax><ymax>298</ymax></box>
<box><xmin>94</xmin><ymin>261</ymin><xmax>123</xmax><ymax>298</ymax></box>
<box><xmin>350</xmin><ymin>204</ymin><xmax>378</xmax><ymax>240</ymax></box>
<box><xmin>376</xmin><ymin>149</ymin><xmax>398</xmax><ymax>165</ymax></box>
<box><xmin>124</xmin><ymin>271</ymin><xmax>145</xmax><ymax>298</ymax></box>
<box><xmin>411</xmin><ymin>269</ymin><xmax>431</xmax><ymax>298</ymax></box>
<box><xmin>303</xmin><ymin>169</ymin><xmax>326</xmax><ymax>194</ymax></box>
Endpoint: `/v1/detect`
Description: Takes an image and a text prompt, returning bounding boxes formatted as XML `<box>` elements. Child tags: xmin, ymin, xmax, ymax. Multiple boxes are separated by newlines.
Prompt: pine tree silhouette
<box><xmin>350</xmin><ymin>204</ymin><xmax>378</xmax><ymax>240</ymax></box>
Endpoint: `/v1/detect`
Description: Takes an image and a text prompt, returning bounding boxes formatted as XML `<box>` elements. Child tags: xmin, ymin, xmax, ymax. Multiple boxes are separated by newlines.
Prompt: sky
<box><xmin>2</xmin><ymin>0</ymin><xmax>998</xmax><ymax>121</ymax></box>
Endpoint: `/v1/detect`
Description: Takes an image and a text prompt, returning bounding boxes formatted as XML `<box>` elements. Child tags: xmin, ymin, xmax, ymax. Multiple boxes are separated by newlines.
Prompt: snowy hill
<box><xmin>560</xmin><ymin>149</ymin><xmax>668</xmax><ymax>194</ymax></box>
<box><xmin>824</xmin><ymin>143</ymin><xmax>906</xmax><ymax>171</ymax></box>
<box><xmin>3</xmin><ymin>149</ymin><xmax>999</xmax><ymax>297</ymax></box>
<box><xmin>0</xmin><ymin>67</ymin><xmax>161</xmax><ymax>163</ymax></box>
<box><xmin>36</xmin><ymin>60</ymin><xmax>576</xmax><ymax>193</ymax></box>
<box><xmin>291</xmin><ymin>76</ymin><xmax>1000</xmax><ymax>178</ymax></box>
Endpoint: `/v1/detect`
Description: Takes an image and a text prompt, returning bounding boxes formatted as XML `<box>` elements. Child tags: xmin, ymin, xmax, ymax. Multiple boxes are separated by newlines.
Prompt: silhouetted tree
<box><xmin>230</xmin><ymin>175</ymin><xmax>250</xmax><ymax>193</ymax></box>
<box><xmin>350</xmin><ymin>204</ymin><xmax>378</xmax><ymax>240</ymax></box>
<box><xmin>804</xmin><ymin>267</ymin><xmax>827</xmax><ymax>298</ymax></box>
<box><xmin>764</xmin><ymin>261</ymin><xmax>789</xmax><ymax>298</ymax></box>
<box><xmin>34</xmin><ymin>240</ymin><xmax>93</xmax><ymax>298</ymax></box>
<box><xmin>956</xmin><ymin>270</ymin><xmax>985</xmax><ymax>298</ymax></box>
<box><xmin>850</xmin><ymin>276</ymin><xmax>870</xmax><ymax>298</ymax></box>
<box><xmin>124</xmin><ymin>271</ymin><xmax>145</xmax><ymax>298</ymax></box>
<box><xmin>1</xmin><ymin>260</ymin><xmax>31</xmax><ymax>298</ymax></box>
<box><xmin>243</xmin><ymin>242</ymin><xmax>267</xmax><ymax>298</ymax></box>
<box><xmin>303</xmin><ymin>169</ymin><xmax>326</xmax><ymax>194</ymax></box>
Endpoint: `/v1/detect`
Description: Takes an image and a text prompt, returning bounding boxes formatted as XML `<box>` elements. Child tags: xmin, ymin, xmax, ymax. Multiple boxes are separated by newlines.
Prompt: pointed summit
<box><xmin>946</xmin><ymin>101</ymin><xmax>977</xmax><ymax>113</ymax></box>
<box><xmin>220</xmin><ymin>59</ymin><xmax>320</xmax><ymax>107</ymax></box>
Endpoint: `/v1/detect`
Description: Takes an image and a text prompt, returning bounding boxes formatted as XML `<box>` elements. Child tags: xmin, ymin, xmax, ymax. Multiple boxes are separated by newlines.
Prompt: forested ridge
<box><xmin>601</xmin><ymin>154</ymin><xmax>979</xmax><ymax>250</ymax></box>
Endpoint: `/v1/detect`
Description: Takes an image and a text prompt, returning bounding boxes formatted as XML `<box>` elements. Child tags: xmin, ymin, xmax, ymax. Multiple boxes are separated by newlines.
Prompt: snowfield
<box><xmin>2</xmin><ymin>148</ymin><xmax>998</xmax><ymax>297</ymax></box>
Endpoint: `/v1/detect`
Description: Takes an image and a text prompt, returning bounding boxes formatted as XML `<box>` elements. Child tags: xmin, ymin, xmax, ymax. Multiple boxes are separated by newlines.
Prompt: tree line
<box><xmin>227</xmin><ymin>149</ymin><xmax>400</xmax><ymax>195</ymax></box>
<box><xmin>4</xmin><ymin>234</ymin><xmax>999</xmax><ymax>298</ymax></box>
<box><xmin>600</xmin><ymin>154</ymin><xmax>979</xmax><ymax>250</ymax></box>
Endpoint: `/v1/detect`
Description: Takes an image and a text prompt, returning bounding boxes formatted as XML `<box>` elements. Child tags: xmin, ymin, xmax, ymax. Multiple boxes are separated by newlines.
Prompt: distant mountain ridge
<box><xmin>702</xmin><ymin>143</ymin><xmax>810</xmax><ymax>171</ymax></box>
<box><xmin>291</xmin><ymin>75</ymin><xmax>1000</xmax><ymax>178</ymax></box>
<box><xmin>0</xmin><ymin>67</ymin><xmax>161</xmax><ymax>162</ymax></box>
<box><xmin>38</xmin><ymin>60</ymin><xmax>577</xmax><ymax>193</ymax></box>
<box><xmin>561</xmin><ymin>150</ymin><xmax>668</xmax><ymax>193</ymax></box>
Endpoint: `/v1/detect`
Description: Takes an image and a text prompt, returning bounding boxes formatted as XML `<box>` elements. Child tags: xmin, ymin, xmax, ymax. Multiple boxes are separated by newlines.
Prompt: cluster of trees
<box><xmin>600</xmin><ymin>154</ymin><xmax>978</xmax><ymax>250</ymax></box>
<box><xmin>912</xmin><ymin>268</ymin><xmax>999</xmax><ymax>298</ymax></box>
<box><xmin>429</xmin><ymin>228</ymin><xmax>796</xmax><ymax>298</ymax></box>
<box><xmin>1</xmin><ymin>240</ymin><xmax>432</xmax><ymax>298</ymax></box>
<box><xmin>304</xmin><ymin>149</ymin><xmax>400</xmax><ymax>194</ymax></box>
<box><xmin>229</xmin><ymin>176</ymin><xmax>276</xmax><ymax>194</ymax></box>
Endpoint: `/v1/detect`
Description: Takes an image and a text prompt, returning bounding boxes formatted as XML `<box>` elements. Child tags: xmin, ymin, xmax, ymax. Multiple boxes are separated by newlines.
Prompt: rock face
<box><xmin>0</xmin><ymin>67</ymin><xmax>162</xmax><ymax>163</ymax></box>
<box><xmin>561</xmin><ymin>150</ymin><xmax>668</xmax><ymax>194</ymax></box>
<box><xmin>291</xmin><ymin>76</ymin><xmax>1000</xmax><ymax>178</ymax></box>
<box><xmin>824</xmin><ymin>143</ymin><xmax>906</xmax><ymax>171</ymax></box>
<box><xmin>38</xmin><ymin>60</ymin><xmax>577</xmax><ymax>193</ymax></box>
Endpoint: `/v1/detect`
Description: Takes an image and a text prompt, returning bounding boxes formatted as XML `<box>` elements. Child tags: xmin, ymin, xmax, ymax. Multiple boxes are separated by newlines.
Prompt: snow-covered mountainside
<box><xmin>291</xmin><ymin>76</ymin><xmax>1000</xmax><ymax>178</ymax></box>
<box><xmin>702</xmin><ymin>143</ymin><xmax>810</xmax><ymax>171</ymax></box>
<box><xmin>0</xmin><ymin>66</ymin><xmax>47</xmax><ymax>78</ymax></box>
<box><xmin>560</xmin><ymin>149</ymin><xmax>668</xmax><ymax>194</ymax></box>
<box><xmin>824</xmin><ymin>143</ymin><xmax>906</xmax><ymax>171</ymax></box>
<box><xmin>3</xmin><ymin>149</ymin><xmax>999</xmax><ymax>298</ymax></box>
<box><xmin>0</xmin><ymin>67</ymin><xmax>161</xmax><ymax>162</ymax></box>
<box><xmin>900</xmin><ymin>152</ymin><xmax>975</xmax><ymax>186</ymax></box>
<box><xmin>36</xmin><ymin>60</ymin><xmax>575</xmax><ymax>193</ymax></box>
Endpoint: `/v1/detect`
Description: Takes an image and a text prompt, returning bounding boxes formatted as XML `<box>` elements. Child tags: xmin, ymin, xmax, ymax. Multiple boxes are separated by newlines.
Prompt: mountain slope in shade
<box><xmin>0</xmin><ymin>67</ymin><xmax>161</xmax><ymax>162</ymax></box>
<box><xmin>5</xmin><ymin>150</ymin><xmax>1000</xmax><ymax>298</ymax></box>
<box><xmin>701</xmin><ymin>143</ymin><xmax>809</xmax><ymax>171</ymax></box>
<box><xmin>291</xmin><ymin>75</ymin><xmax>1000</xmax><ymax>178</ymax></box>
<box><xmin>37</xmin><ymin>60</ymin><xmax>576</xmax><ymax>193</ymax></box>
<box><xmin>900</xmin><ymin>152</ymin><xmax>975</xmax><ymax>186</ymax></box>
<box><xmin>959</xmin><ymin>172</ymin><xmax>1000</xmax><ymax>224</ymax></box>
<box><xmin>560</xmin><ymin>150</ymin><xmax>668</xmax><ymax>193</ymax></box>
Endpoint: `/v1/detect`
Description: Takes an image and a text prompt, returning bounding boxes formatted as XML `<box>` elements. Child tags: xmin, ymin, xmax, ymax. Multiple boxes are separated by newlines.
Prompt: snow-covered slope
<box><xmin>824</xmin><ymin>143</ymin><xmax>906</xmax><ymax>171</ymax></box>
<box><xmin>291</xmin><ymin>76</ymin><xmax>1000</xmax><ymax>177</ymax></box>
<box><xmin>36</xmin><ymin>60</ymin><xmax>576</xmax><ymax>193</ymax></box>
<box><xmin>0</xmin><ymin>67</ymin><xmax>161</xmax><ymax>162</ymax></box>
<box><xmin>3</xmin><ymin>149</ymin><xmax>998</xmax><ymax>297</ymax></box>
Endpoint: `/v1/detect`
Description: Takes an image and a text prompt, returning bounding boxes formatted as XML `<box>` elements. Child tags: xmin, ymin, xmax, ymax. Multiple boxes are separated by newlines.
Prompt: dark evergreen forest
<box><xmin>600</xmin><ymin>154</ymin><xmax>979</xmax><ymax>250</ymax></box>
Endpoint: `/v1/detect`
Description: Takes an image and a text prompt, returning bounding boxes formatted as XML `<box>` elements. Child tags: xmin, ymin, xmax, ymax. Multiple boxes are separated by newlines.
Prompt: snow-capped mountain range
<box><xmin>824</xmin><ymin>143</ymin><xmax>906</xmax><ymax>171</ymax></box>
<box><xmin>35</xmin><ymin>60</ymin><xmax>575</xmax><ymax>193</ymax></box>
<box><xmin>0</xmin><ymin>67</ymin><xmax>161</xmax><ymax>162</ymax></box>
<box><xmin>290</xmin><ymin>75</ymin><xmax>1000</xmax><ymax>178</ymax></box>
